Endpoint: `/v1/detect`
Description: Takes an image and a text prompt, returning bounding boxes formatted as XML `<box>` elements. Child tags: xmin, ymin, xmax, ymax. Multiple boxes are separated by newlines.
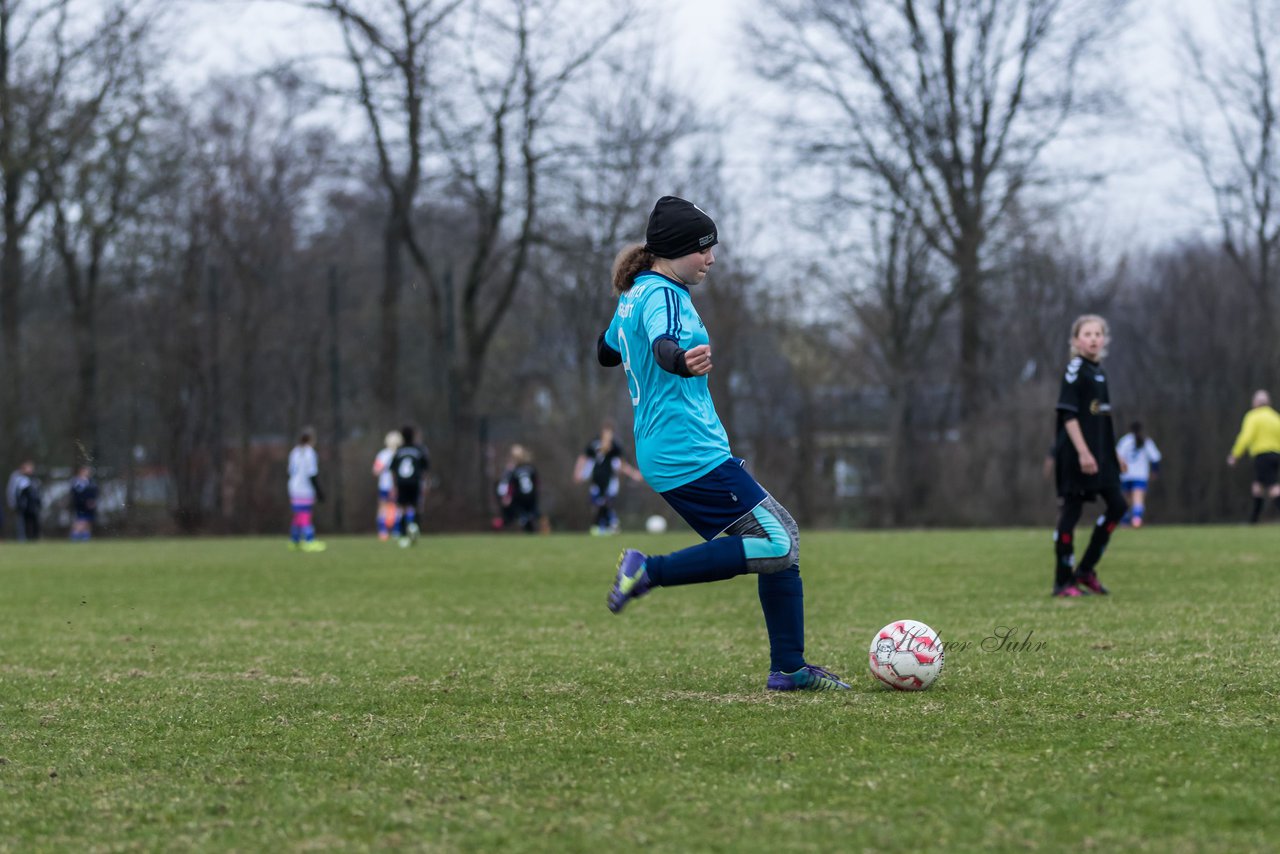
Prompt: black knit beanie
<box><xmin>643</xmin><ymin>196</ymin><xmax>718</xmax><ymax>259</ymax></box>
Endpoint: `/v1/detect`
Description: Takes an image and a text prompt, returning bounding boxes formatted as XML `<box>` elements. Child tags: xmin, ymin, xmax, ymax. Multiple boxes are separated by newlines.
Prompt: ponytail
<box><xmin>1130</xmin><ymin>421</ymin><xmax>1145</xmax><ymax>450</ymax></box>
<box><xmin>611</xmin><ymin>243</ymin><xmax>655</xmax><ymax>295</ymax></box>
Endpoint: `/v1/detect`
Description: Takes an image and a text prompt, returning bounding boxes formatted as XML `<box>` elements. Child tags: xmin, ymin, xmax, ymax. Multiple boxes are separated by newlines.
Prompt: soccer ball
<box><xmin>868</xmin><ymin>619</ymin><xmax>944</xmax><ymax>691</ymax></box>
<box><xmin>645</xmin><ymin>514</ymin><xmax>668</xmax><ymax>534</ymax></box>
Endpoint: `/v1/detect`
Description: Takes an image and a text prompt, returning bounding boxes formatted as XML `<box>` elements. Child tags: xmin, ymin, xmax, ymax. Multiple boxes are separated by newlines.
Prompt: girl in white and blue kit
<box><xmin>1116</xmin><ymin>421</ymin><xmax>1161</xmax><ymax>527</ymax></box>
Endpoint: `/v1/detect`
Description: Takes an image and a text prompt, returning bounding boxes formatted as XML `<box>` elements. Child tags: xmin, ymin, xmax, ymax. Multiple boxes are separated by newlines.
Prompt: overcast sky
<box><xmin>175</xmin><ymin>0</ymin><xmax>1226</xmax><ymax>254</ymax></box>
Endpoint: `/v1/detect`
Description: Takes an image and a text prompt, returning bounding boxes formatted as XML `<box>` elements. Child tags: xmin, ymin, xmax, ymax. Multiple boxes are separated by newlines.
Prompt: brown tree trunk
<box><xmin>375</xmin><ymin>213</ymin><xmax>403</xmax><ymax>422</ymax></box>
<box><xmin>1</xmin><ymin>181</ymin><xmax>22</xmax><ymax>463</ymax></box>
<box><xmin>882</xmin><ymin>384</ymin><xmax>910</xmax><ymax>527</ymax></box>
<box><xmin>956</xmin><ymin>237</ymin><xmax>983</xmax><ymax>423</ymax></box>
<box><xmin>70</xmin><ymin>300</ymin><xmax>99</xmax><ymax>466</ymax></box>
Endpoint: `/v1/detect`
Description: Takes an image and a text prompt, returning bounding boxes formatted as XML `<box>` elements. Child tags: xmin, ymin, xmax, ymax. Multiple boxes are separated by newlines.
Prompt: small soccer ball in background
<box><xmin>645</xmin><ymin>514</ymin><xmax>668</xmax><ymax>534</ymax></box>
<box><xmin>868</xmin><ymin>619</ymin><xmax>944</xmax><ymax>691</ymax></box>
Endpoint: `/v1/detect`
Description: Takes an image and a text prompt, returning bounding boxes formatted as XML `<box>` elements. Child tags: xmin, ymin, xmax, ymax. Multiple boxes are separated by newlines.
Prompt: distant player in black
<box><xmin>503</xmin><ymin>444</ymin><xmax>541</xmax><ymax>533</ymax></box>
<box><xmin>574</xmin><ymin>420</ymin><xmax>642</xmax><ymax>535</ymax></box>
<box><xmin>70</xmin><ymin>466</ymin><xmax>98</xmax><ymax>542</ymax></box>
<box><xmin>7</xmin><ymin>460</ymin><xmax>41</xmax><ymax>541</ymax></box>
<box><xmin>1052</xmin><ymin>315</ymin><xmax>1128</xmax><ymax>597</ymax></box>
<box><xmin>390</xmin><ymin>426</ymin><xmax>430</xmax><ymax>547</ymax></box>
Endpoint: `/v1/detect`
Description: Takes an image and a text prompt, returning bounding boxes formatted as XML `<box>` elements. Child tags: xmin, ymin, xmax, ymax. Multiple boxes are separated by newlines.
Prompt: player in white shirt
<box><xmin>1116</xmin><ymin>421</ymin><xmax>1161</xmax><ymax>528</ymax></box>
<box><xmin>287</xmin><ymin>428</ymin><xmax>326</xmax><ymax>552</ymax></box>
<box><xmin>372</xmin><ymin>430</ymin><xmax>403</xmax><ymax>541</ymax></box>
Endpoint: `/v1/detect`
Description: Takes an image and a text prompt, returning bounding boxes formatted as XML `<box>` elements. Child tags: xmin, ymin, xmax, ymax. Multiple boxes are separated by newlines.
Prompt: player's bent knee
<box><xmin>750</xmin><ymin>555</ymin><xmax>793</xmax><ymax>575</ymax></box>
<box><xmin>727</xmin><ymin>496</ymin><xmax>800</xmax><ymax>575</ymax></box>
<box><xmin>741</xmin><ymin>530</ymin><xmax>793</xmax><ymax>574</ymax></box>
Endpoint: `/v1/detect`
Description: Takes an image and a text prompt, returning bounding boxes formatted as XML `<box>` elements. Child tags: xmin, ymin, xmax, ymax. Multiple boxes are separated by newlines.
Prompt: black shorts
<box><xmin>510</xmin><ymin>496</ymin><xmax>539</xmax><ymax>515</ymax></box>
<box><xmin>395</xmin><ymin>484</ymin><xmax>421</xmax><ymax>508</ymax></box>
<box><xmin>1254</xmin><ymin>453</ymin><xmax>1280</xmax><ymax>487</ymax></box>
<box><xmin>1056</xmin><ymin>484</ymin><xmax>1127</xmax><ymax>529</ymax></box>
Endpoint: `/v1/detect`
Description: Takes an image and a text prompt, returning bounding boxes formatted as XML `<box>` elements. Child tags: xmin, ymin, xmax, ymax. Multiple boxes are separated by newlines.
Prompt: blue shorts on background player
<box><xmin>597</xmin><ymin>196</ymin><xmax>849</xmax><ymax>692</ymax></box>
<box><xmin>69</xmin><ymin>466</ymin><xmax>98</xmax><ymax>541</ymax></box>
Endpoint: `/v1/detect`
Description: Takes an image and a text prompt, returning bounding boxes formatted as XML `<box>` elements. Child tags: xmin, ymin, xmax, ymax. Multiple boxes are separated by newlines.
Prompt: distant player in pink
<box><xmin>287</xmin><ymin>428</ymin><xmax>326</xmax><ymax>552</ymax></box>
<box><xmin>372</xmin><ymin>430</ymin><xmax>402</xmax><ymax>541</ymax></box>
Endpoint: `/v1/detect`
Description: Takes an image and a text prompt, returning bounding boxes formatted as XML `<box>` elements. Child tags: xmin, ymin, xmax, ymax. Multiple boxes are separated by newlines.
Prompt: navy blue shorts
<box><xmin>660</xmin><ymin>457</ymin><xmax>768</xmax><ymax>541</ymax></box>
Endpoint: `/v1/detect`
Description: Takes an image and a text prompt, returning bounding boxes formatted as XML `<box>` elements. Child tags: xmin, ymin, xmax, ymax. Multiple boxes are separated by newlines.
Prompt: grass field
<box><xmin>2</xmin><ymin>526</ymin><xmax>1278</xmax><ymax>852</ymax></box>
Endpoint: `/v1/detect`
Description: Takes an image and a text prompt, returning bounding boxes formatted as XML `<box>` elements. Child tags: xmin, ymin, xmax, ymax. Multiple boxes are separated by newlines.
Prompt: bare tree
<box><xmin>140</xmin><ymin>136</ymin><xmax>218</xmax><ymax>532</ymax></box>
<box><xmin>1</xmin><ymin>0</ymin><xmax>156</xmax><ymax>466</ymax></box>
<box><xmin>190</xmin><ymin>73</ymin><xmax>334</xmax><ymax>527</ymax></box>
<box><xmin>303</xmin><ymin>0</ymin><xmax>464</xmax><ymax>423</ymax></box>
<box><xmin>429</xmin><ymin>0</ymin><xmax>641</xmax><ymax>512</ymax></box>
<box><xmin>843</xmin><ymin>204</ymin><xmax>950</xmax><ymax>525</ymax></box>
<box><xmin>748</xmin><ymin>0</ymin><xmax>1131</xmax><ymax>419</ymax></box>
<box><xmin>40</xmin><ymin>5</ymin><xmax>160</xmax><ymax>466</ymax></box>
<box><xmin>1175</xmin><ymin>0</ymin><xmax>1280</xmax><ymax>371</ymax></box>
<box><xmin>310</xmin><ymin>0</ymin><xmax>635</xmax><ymax>514</ymax></box>
<box><xmin>1109</xmin><ymin>243</ymin><xmax>1253</xmax><ymax>522</ymax></box>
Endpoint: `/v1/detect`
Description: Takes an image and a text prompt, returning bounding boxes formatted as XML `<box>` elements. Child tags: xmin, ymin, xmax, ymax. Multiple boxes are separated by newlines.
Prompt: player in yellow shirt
<box><xmin>1226</xmin><ymin>389</ymin><xmax>1280</xmax><ymax>523</ymax></box>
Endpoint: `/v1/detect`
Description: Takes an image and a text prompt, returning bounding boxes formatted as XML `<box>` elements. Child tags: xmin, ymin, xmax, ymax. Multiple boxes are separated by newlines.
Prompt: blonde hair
<box><xmin>385</xmin><ymin>430</ymin><xmax>403</xmax><ymax>451</ymax></box>
<box><xmin>611</xmin><ymin>243</ymin><xmax>656</xmax><ymax>295</ymax></box>
<box><xmin>1069</xmin><ymin>314</ymin><xmax>1109</xmax><ymax>359</ymax></box>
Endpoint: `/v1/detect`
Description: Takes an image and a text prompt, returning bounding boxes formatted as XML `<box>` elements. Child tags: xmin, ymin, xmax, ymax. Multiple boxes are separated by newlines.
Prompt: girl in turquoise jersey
<box><xmin>597</xmin><ymin>196</ymin><xmax>849</xmax><ymax>692</ymax></box>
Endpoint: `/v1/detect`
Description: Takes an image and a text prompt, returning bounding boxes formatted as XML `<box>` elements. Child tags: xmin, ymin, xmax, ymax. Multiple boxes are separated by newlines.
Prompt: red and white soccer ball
<box><xmin>868</xmin><ymin>619</ymin><xmax>944</xmax><ymax>691</ymax></box>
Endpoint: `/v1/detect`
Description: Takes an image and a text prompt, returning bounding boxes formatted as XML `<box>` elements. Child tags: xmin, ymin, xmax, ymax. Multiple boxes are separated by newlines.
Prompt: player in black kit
<box><xmin>390</xmin><ymin>426</ymin><xmax>430</xmax><ymax>548</ymax></box>
<box><xmin>504</xmin><ymin>445</ymin><xmax>541</xmax><ymax>533</ymax></box>
<box><xmin>574</xmin><ymin>420</ymin><xmax>642</xmax><ymax>535</ymax></box>
<box><xmin>1051</xmin><ymin>315</ymin><xmax>1128</xmax><ymax>597</ymax></box>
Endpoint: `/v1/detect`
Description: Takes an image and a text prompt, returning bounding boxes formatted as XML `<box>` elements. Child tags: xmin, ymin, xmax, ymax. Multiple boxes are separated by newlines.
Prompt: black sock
<box><xmin>1078</xmin><ymin>519</ymin><xmax>1115</xmax><ymax>577</ymax></box>
<box><xmin>1251</xmin><ymin>498</ymin><xmax>1264</xmax><ymax>523</ymax></box>
<box><xmin>1054</xmin><ymin>535</ymin><xmax>1075</xmax><ymax>587</ymax></box>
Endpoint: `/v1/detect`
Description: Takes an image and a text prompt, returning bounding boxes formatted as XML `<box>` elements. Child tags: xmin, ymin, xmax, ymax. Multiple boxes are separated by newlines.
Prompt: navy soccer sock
<box><xmin>758</xmin><ymin>566</ymin><xmax>805</xmax><ymax>673</ymax></box>
<box><xmin>644</xmin><ymin>536</ymin><xmax>748</xmax><ymax>587</ymax></box>
<box><xmin>400</xmin><ymin>508</ymin><xmax>416</xmax><ymax>535</ymax></box>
